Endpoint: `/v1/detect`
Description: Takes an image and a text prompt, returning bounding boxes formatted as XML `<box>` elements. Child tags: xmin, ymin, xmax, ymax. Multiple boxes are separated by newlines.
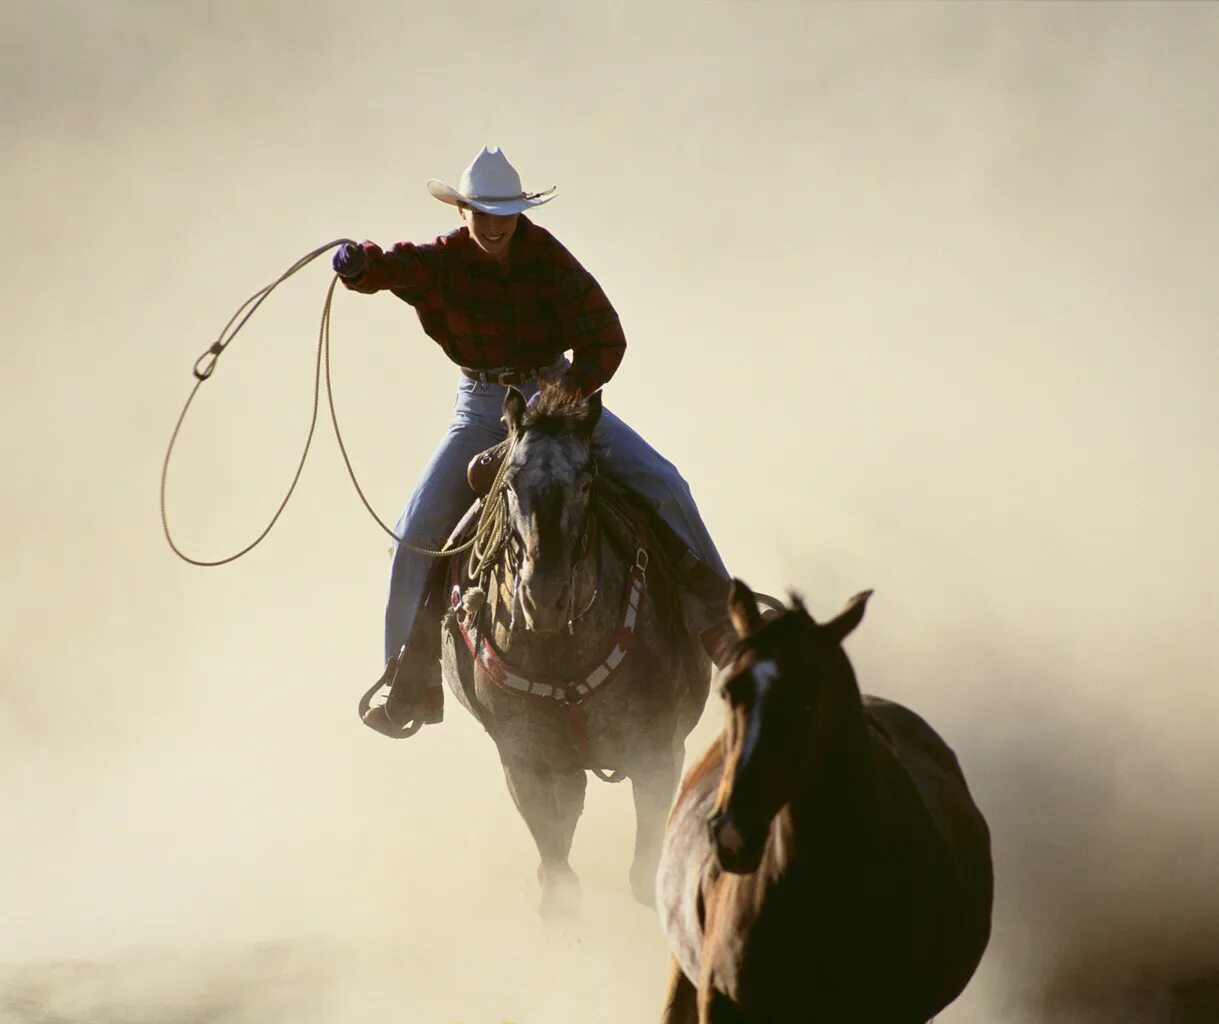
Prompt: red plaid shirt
<box><xmin>341</xmin><ymin>215</ymin><xmax>625</xmax><ymax>396</ymax></box>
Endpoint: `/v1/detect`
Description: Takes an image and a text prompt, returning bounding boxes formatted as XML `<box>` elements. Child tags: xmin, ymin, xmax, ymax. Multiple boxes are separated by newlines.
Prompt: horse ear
<box><xmin>822</xmin><ymin>590</ymin><xmax>873</xmax><ymax>645</ymax></box>
<box><xmin>581</xmin><ymin>389</ymin><xmax>603</xmax><ymax>435</ymax></box>
<box><xmin>727</xmin><ymin>578</ymin><xmax>764</xmax><ymax>638</ymax></box>
<box><xmin>502</xmin><ymin>386</ymin><xmax>527</xmax><ymax>435</ymax></box>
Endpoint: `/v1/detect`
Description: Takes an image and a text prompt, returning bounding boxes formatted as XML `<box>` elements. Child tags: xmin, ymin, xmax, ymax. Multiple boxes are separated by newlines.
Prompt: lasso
<box><xmin>160</xmin><ymin>241</ymin><xmax>513</xmax><ymax>569</ymax></box>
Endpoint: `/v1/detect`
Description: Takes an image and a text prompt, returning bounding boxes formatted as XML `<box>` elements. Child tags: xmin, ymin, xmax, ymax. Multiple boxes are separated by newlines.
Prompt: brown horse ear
<box><xmin>502</xmin><ymin>386</ymin><xmax>527</xmax><ymax>435</ymax></box>
<box><xmin>727</xmin><ymin>578</ymin><xmax>764</xmax><ymax>638</ymax></box>
<box><xmin>822</xmin><ymin>590</ymin><xmax>873</xmax><ymax>645</ymax></box>
<box><xmin>581</xmin><ymin>389</ymin><xmax>603</xmax><ymax>435</ymax></box>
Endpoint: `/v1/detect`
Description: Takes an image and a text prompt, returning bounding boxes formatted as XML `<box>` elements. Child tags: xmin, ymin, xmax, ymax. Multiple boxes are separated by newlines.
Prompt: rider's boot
<box><xmin>382</xmin><ymin>643</ymin><xmax>444</xmax><ymax>726</ymax></box>
<box><xmin>360</xmin><ymin>644</ymin><xmax>444</xmax><ymax>738</ymax></box>
<box><xmin>361</xmin><ymin>589</ymin><xmax>447</xmax><ymax>738</ymax></box>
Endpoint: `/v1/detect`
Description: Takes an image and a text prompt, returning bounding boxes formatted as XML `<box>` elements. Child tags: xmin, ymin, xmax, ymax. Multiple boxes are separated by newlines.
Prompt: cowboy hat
<box><xmin>427</xmin><ymin>146</ymin><xmax>557</xmax><ymax>215</ymax></box>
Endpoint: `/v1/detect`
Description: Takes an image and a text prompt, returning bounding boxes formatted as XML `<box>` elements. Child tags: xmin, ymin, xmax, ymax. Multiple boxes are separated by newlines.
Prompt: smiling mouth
<box><xmin>484</xmin><ymin>233</ymin><xmax>506</xmax><ymax>244</ymax></box>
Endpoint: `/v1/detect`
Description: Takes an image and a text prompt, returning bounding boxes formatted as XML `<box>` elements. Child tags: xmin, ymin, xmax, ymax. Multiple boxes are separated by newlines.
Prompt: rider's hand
<box><xmin>333</xmin><ymin>242</ymin><xmax>368</xmax><ymax>280</ymax></box>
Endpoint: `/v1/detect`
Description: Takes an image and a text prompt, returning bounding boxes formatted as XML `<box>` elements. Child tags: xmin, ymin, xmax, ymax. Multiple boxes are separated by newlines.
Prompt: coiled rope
<box><xmin>160</xmin><ymin>240</ymin><xmax>515</xmax><ymax>571</ymax></box>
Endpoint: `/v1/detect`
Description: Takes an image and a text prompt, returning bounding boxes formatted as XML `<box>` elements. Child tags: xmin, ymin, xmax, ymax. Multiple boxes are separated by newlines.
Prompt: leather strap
<box><xmin>459</xmin><ymin>358</ymin><xmax>563</xmax><ymax>388</ymax></box>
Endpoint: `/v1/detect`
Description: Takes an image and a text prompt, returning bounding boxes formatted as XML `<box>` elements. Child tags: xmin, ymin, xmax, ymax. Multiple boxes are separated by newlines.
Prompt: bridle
<box><xmin>502</xmin><ymin>495</ymin><xmax>601</xmax><ymax>635</ymax></box>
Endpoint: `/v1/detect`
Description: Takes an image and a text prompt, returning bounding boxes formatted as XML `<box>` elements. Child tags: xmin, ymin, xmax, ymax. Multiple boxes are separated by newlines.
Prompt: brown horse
<box><xmin>439</xmin><ymin>387</ymin><xmax>711</xmax><ymax>919</ymax></box>
<box><xmin>657</xmin><ymin>581</ymin><xmax>993</xmax><ymax>1023</ymax></box>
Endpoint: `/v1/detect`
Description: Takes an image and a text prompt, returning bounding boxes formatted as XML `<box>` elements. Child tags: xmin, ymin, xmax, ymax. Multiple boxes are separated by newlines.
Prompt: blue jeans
<box><xmin>383</xmin><ymin>374</ymin><xmax>729</xmax><ymax>661</ymax></box>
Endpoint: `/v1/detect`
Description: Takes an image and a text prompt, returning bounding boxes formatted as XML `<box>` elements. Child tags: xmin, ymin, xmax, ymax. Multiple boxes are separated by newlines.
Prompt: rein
<box><xmin>565</xmin><ymin>537</ymin><xmax>600</xmax><ymax>633</ymax></box>
<box><xmin>160</xmin><ymin>241</ymin><xmax>493</xmax><ymax>566</ymax></box>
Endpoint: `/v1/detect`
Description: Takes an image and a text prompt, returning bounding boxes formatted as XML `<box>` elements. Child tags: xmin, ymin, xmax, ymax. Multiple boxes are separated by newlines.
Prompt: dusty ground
<box><xmin>4</xmin><ymin>3</ymin><xmax>1217</xmax><ymax>1023</ymax></box>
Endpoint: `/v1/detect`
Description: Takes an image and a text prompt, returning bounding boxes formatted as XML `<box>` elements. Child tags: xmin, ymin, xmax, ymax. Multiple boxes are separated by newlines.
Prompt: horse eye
<box><xmin>720</xmin><ymin>675</ymin><xmax>749</xmax><ymax>704</ymax></box>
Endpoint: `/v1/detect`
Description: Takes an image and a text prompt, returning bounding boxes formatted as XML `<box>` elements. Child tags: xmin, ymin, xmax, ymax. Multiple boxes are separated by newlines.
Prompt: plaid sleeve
<box><xmin>555</xmin><ymin>262</ymin><xmax>626</xmax><ymax>397</ymax></box>
<box><xmin>340</xmin><ymin>240</ymin><xmax>435</xmax><ymax>301</ymax></box>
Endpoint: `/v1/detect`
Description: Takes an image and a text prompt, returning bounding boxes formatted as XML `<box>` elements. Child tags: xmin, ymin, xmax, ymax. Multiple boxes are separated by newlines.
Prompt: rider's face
<box><xmin>460</xmin><ymin>205</ymin><xmax>519</xmax><ymax>262</ymax></box>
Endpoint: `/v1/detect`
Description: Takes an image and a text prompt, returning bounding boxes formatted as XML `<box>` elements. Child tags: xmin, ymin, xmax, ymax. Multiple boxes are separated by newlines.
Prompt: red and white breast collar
<box><xmin>451</xmin><ymin>548</ymin><xmax>650</xmax><ymax>704</ymax></box>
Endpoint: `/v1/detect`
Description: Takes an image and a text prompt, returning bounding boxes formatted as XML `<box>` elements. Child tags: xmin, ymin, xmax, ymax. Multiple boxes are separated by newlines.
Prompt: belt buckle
<box><xmin>498</xmin><ymin>368</ymin><xmax>534</xmax><ymax>387</ymax></box>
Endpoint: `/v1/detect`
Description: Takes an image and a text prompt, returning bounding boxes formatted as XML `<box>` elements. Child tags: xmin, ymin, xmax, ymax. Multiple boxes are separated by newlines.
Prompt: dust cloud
<box><xmin>2</xmin><ymin>2</ymin><xmax>1217</xmax><ymax>1022</ymax></box>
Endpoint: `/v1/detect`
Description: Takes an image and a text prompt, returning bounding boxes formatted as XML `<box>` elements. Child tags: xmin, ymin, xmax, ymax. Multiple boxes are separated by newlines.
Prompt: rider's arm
<box><xmin>340</xmin><ymin>240</ymin><xmax>436</xmax><ymax>299</ymax></box>
<box><xmin>554</xmin><ymin>261</ymin><xmax>627</xmax><ymax>399</ymax></box>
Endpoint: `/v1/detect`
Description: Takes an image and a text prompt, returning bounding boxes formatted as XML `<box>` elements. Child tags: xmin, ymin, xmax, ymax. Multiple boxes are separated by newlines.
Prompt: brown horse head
<box><xmin>708</xmin><ymin>580</ymin><xmax>873</xmax><ymax>873</ymax></box>
<box><xmin>501</xmin><ymin>386</ymin><xmax>603</xmax><ymax>634</ymax></box>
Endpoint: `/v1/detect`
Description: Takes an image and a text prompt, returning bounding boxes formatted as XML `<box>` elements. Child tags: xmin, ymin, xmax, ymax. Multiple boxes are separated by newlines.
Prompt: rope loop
<box><xmin>160</xmin><ymin>239</ymin><xmax>502</xmax><ymax>567</ymax></box>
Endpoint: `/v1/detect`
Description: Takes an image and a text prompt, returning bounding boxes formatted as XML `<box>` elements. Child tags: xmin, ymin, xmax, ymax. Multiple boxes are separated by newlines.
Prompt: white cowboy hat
<box><xmin>427</xmin><ymin>146</ymin><xmax>557</xmax><ymax>215</ymax></box>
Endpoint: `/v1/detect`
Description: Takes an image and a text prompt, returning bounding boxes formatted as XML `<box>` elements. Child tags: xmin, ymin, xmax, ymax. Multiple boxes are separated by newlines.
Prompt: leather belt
<box><xmin>460</xmin><ymin>360</ymin><xmax>561</xmax><ymax>387</ymax></box>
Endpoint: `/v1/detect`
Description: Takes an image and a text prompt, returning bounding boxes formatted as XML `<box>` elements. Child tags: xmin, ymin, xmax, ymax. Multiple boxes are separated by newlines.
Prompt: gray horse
<box><xmin>657</xmin><ymin>581</ymin><xmax>993</xmax><ymax>1023</ymax></box>
<box><xmin>440</xmin><ymin>387</ymin><xmax>711</xmax><ymax>919</ymax></box>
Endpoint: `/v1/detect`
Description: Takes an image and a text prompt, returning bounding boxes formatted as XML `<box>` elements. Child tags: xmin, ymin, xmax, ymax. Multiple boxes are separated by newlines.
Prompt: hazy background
<box><xmin>3</xmin><ymin>2</ymin><xmax>1217</xmax><ymax>1022</ymax></box>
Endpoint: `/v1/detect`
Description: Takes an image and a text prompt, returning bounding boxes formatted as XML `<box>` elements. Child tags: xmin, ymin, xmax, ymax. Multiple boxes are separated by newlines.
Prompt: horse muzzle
<box><xmin>519</xmin><ymin>577</ymin><xmax>572</xmax><ymax>633</ymax></box>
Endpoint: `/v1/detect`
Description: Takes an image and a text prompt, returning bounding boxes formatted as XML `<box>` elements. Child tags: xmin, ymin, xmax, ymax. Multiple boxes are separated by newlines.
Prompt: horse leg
<box><xmin>629</xmin><ymin>747</ymin><xmax>680</xmax><ymax>908</ymax></box>
<box><xmin>697</xmin><ymin>989</ymin><xmax>753</xmax><ymax>1024</ymax></box>
<box><xmin>500</xmin><ymin>756</ymin><xmax>587</xmax><ymax>921</ymax></box>
<box><xmin>659</xmin><ymin>956</ymin><xmax>697</xmax><ymax>1024</ymax></box>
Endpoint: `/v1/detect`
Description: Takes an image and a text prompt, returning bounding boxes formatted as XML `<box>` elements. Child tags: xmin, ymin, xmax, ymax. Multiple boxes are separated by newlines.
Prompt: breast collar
<box><xmin>450</xmin><ymin>546</ymin><xmax>650</xmax><ymax>705</ymax></box>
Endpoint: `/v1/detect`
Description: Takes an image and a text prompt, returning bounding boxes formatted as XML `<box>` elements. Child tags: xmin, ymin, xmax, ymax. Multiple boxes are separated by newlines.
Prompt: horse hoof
<box><xmin>538</xmin><ymin>866</ymin><xmax>581</xmax><ymax>922</ymax></box>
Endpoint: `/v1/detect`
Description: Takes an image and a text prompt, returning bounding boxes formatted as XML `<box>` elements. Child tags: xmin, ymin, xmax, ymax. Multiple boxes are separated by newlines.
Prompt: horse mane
<box><xmin>588</xmin><ymin>474</ymin><xmax>688</xmax><ymax>647</ymax></box>
<box><xmin>520</xmin><ymin>388</ymin><xmax>598</xmax><ymax>433</ymax></box>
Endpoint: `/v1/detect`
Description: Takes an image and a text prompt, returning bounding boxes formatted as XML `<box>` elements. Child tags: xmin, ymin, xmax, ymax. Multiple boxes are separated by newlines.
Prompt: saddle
<box><xmin>467</xmin><ymin>440</ymin><xmax>510</xmax><ymax>497</ymax></box>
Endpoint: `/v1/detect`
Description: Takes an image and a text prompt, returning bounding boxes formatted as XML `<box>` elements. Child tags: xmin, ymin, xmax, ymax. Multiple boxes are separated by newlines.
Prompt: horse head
<box><xmin>500</xmin><ymin>386</ymin><xmax>602</xmax><ymax>634</ymax></box>
<box><xmin>708</xmin><ymin>580</ymin><xmax>873</xmax><ymax>874</ymax></box>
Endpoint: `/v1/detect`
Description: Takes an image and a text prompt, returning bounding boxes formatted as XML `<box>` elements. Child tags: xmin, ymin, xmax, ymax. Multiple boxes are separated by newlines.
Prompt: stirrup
<box><xmin>357</xmin><ymin>647</ymin><xmax>424</xmax><ymax>739</ymax></box>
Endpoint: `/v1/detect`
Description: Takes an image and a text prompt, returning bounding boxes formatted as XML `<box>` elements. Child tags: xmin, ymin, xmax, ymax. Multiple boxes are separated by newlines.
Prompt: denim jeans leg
<box><xmin>382</xmin><ymin>379</ymin><xmax>512</xmax><ymax>661</ymax></box>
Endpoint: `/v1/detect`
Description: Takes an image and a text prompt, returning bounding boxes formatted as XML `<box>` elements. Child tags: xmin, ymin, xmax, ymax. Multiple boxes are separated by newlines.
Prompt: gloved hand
<box><xmin>333</xmin><ymin>242</ymin><xmax>368</xmax><ymax>280</ymax></box>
